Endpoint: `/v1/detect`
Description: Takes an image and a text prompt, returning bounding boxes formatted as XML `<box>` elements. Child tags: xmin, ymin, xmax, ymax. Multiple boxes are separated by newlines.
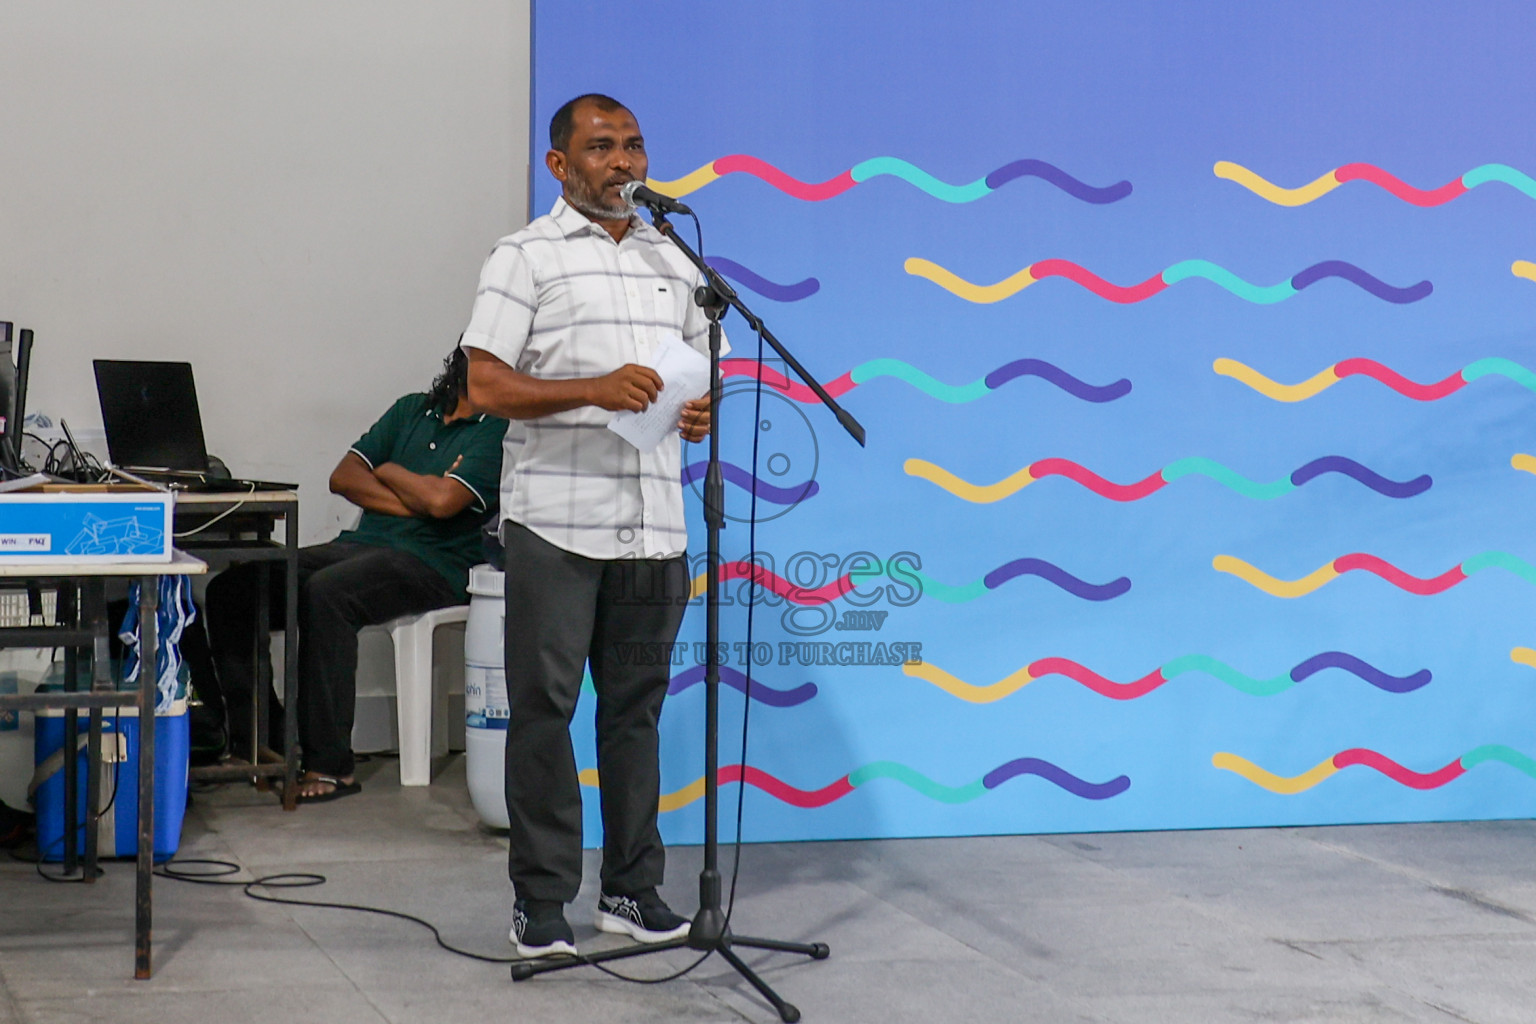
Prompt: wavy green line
<box><xmin>849</xmin><ymin>157</ymin><xmax>992</xmax><ymax>202</ymax></box>
<box><xmin>1160</xmin><ymin>457</ymin><xmax>1297</xmax><ymax>499</ymax></box>
<box><xmin>1461</xmin><ymin>551</ymin><xmax>1536</xmax><ymax>585</ymax></box>
<box><xmin>908</xmin><ymin>572</ymin><xmax>986</xmax><ymax>603</ymax></box>
<box><xmin>1161</xmin><ymin>260</ymin><xmax>1300</xmax><ymax>304</ymax></box>
<box><xmin>1460</xmin><ymin>744</ymin><xmax>1536</xmax><ymax>777</ymax></box>
<box><xmin>1161</xmin><ymin>655</ymin><xmax>1296</xmax><ymax>695</ymax></box>
<box><xmin>1460</xmin><ymin>357</ymin><xmax>1536</xmax><ymax>391</ymax></box>
<box><xmin>847</xmin><ymin>760</ymin><xmax>988</xmax><ymax>803</ymax></box>
<box><xmin>847</xmin><ymin>563</ymin><xmax>984</xmax><ymax>604</ymax></box>
<box><xmin>1462</xmin><ymin>164</ymin><xmax>1536</xmax><ymax>199</ymax></box>
<box><xmin>849</xmin><ymin>358</ymin><xmax>991</xmax><ymax>403</ymax></box>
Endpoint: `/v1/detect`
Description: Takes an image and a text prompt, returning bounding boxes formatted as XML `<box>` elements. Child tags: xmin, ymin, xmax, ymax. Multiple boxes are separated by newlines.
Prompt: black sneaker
<box><xmin>596</xmin><ymin>889</ymin><xmax>691</xmax><ymax>943</ymax></box>
<box><xmin>511</xmin><ymin>898</ymin><xmax>576</xmax><ymax>958</ymax></box>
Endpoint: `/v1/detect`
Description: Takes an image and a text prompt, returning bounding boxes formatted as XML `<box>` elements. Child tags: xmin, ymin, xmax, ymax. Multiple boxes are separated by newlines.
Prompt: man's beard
<box><xmin>567</xmin><ymin>174</ymin><xmax>633</xmax><ymax>221</ymax></box>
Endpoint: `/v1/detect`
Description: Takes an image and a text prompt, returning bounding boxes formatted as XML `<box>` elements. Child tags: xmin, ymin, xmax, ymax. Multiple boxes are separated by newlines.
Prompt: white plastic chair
<box><xmin>364</xmin><ymin>605</ymin><xmax>468</xmax><ymax>786</ymax></box>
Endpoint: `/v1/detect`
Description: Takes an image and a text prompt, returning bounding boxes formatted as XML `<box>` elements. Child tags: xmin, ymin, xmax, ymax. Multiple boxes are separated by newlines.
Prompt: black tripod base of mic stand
<box><xmin>510</xmin><ymin>893</ymin><xmax>829</xmax><ymax>1024</ymax></box>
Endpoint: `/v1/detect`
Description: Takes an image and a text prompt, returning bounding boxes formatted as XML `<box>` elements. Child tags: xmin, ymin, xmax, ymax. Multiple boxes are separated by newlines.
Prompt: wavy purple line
<box><xmin>983</xmin><ymin>159</ymin><xmax>1133</xmax><ymax>204</ymax></box>
<box><xmin>667</xmin><ymin>665</ymin><xmax>819</xmax><ymax>707</ymax></box>
<box><xmin>681</xmin><ymin>461</ymin><xmax>820</xmax><ymax>504</ymax></box>
<box><xmin>1291</xmin><ymin>261</ymin><xmax>1433</xmax><ymax>304</ymax></box>
<box><xmin>982</xmin><ymin>558</ymin><xmax>1131</xmax><ymax>601</ymax></box>
<box><xmin>705</xmin><ymin>257</ymin><xmax>820</xmax><ymax>302</ymax></box>
<box><xmin>1289</xmin><ymin>653</ymin><xmax>1432</xmax><ymax>694</ymax></box>
<box><xmin>981</xmin><ymin>758</ymin><xmax>1131</xmax><ymax>799</ymax></box>
<box><xmin>982</xmin><ymin>358</ymin><xmax>1132</xmax><ymax>402</ymax></box>
<box><xmin>1288</xmin><ymin>456</ymin><xmax>1431</xmax><ymax>498</ymax></box>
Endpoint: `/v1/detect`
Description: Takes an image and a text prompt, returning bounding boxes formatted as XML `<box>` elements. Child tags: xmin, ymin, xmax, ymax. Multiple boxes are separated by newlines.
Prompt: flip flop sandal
<box><xmin>294</xmin><ymin>774</ymin><xmax>362</xmax><ymax>804</ymax></box>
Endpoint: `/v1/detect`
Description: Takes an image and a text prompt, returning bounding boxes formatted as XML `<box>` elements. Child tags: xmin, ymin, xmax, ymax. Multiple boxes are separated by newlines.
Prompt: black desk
<box><xmin>0</xmin><ymin>551</ymin><xmax>206</xmax><ymax>978</ymax></box>
<box><xmin>171</xmin><ymin>491</ymin><xmax>300</xmax><ymax>810</ymax></box>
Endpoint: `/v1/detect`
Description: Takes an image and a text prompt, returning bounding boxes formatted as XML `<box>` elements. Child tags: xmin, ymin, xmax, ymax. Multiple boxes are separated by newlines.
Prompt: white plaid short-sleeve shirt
<box><xmin>460</xmin><ymin>197</ymin><xmax>725</xmax><ymax>560</ymax></box>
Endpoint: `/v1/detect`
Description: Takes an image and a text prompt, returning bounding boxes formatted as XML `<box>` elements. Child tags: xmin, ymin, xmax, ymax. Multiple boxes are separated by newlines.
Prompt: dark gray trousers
<box><xmin>501</xmin><ymin>522</ymin><xmax>689</xmax><ymax>903</ymax></box>
<box><xmin>206</xmin><ymin>541</ymin><xmax>459</xmax><ymax>777</ymax></box>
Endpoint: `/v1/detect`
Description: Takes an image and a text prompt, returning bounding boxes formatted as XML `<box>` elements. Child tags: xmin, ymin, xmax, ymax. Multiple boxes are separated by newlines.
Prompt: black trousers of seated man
<box><xmin>501</xmin><ymin>522</ymin><xmax>689</xmax><ymax>904</ymax></box>
<box><xmin>204</xmin><ymin>541</ymin><xmax>460</xmax><ymax>778</ymax></box>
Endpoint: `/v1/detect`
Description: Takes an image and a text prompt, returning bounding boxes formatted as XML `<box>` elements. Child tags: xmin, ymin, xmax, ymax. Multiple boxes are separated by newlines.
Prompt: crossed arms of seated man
<box><xmin>329</xmin><ymin>451</ymin><xmax>475</xmax><ymax>519</ymax></box>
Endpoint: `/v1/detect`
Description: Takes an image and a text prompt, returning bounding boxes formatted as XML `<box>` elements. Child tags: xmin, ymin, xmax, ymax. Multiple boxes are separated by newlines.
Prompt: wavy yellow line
<box><xmin>1213</xmin><ymin>357</ymin><xmax>1342</xmax><ymax>402</ymax></box>
<box><xmin>578</xmin><ymin>767</ymin><xmax>706</xmax><ymax>812</ymax></box>
<box><xmin>1213</xmin><ymin>555</ymin><xmax>1340</xmax><ymax>598</ymax></box>
<box><xmin>1213</xmin><ymin>161</ymin><xmax>1342</xmax><ymax>207</ymax></box>
<box><xmin>903</xmin><ymin>258</ymin><xmax>1039</xmax><ymax>304</ymax></box>
<box><xmin>904</xmin><ymin>458</ymin><xmax>1037</xmax><ymax>503</ymax></box>
<box><xmin>1512</xmin><ymin>454</ymin><xmax>1536</xmax><ymax>476</ymax></box>
<box><xmin>1511</xmin><ymin>647</ymin><xmax>1536</xmax><ymax>669</ymax></box>
<box><xmin>656</xmin><ymin>777</ymin><xmax>707</xmax><ymax>812</ymax></box>
<box><xmin>1513</xmin><ymin>260</ymin><xmax>1536</xmax><ymax>283</ymax></box>
<box><xmin>646</xmin><ymin>165</ymin><xmax>721</xmax><ymax>198</ymax></box>
<box><xmin>902</xmin><ymin>660</ymin><xmax>1036</xmax><ymax>703</ymax></box>
<box><xmin>1213</xmin><ymin>752</ymin><xmax>1339</xmax><ymax>793</ymax></box>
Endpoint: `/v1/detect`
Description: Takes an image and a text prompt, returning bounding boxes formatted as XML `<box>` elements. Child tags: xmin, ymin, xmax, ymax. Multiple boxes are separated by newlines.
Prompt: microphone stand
<box><xmin>509</xmin><ymin>208</ymin><xmax>865</xmax><ymax>1022</ymax></box>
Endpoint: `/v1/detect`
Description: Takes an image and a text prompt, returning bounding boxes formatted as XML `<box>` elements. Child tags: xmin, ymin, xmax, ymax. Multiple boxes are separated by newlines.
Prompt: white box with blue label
<box><xmin>0</xmin><ymin>485</ymin><xmax>172</xmax><ymax>564</ymax></box>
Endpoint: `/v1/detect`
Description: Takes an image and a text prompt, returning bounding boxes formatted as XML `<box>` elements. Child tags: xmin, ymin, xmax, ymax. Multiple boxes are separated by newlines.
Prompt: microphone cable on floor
<box><xmin>156</xmin><ymin>859</ymin><xmax>523</xmax><ymax>965</ymax></box>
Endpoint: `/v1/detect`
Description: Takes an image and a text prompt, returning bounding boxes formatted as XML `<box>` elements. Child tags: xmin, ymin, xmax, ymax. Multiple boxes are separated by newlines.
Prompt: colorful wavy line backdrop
<box><xmin>532</xmin><ymin>1</ymin><xmax>1536</xmax><ymax>844</ymax></box>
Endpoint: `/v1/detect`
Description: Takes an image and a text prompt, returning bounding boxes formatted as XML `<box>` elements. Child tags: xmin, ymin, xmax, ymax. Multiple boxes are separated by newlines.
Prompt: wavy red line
<box><xmin>1332</xmin><ymin>748</ymin><xmax>1466</xmax><ymax>789</ymax></box>
<box><xmin>1029</xmin><ymin>259</ymin><xmax>1168</xmax><ymax>304</ymax></box>
<box><xmin>1333</xmin><ymin>554</ymin><xmax>1467</xmax><ymax>595</ymax></box>
<box><xmin>1334</xmin><ymin>164</ymin><xmax>1469</xmax><ymax>207</ymax></box>
<box><xmin>720</xmin><ymin>359</ymin><xmax>856</xmax><ymax>403</ymax></box>
<box><xmin>719</xmin><ymin>560</ymin><xmax>856</xmax><ymax>605</ymax></box>
<box><xmin>719</xmin><ymin>764</ymin><xmax>855</xmax><ymax>807</ymax></box>
<box><xmin>1028</xmin><ymin>658</ymin><xmax>1168</xmax><ymax>699</ymax></box>
<box><xmin>713</xmin><ymin>155</ymin><xmax>857</xmax><ymax>201</ymax></box>
<box><xmin>1334</xmin><ymin>358</ymin><xmax>1466</xmax><ymax>400</ymax></box>
<box><xmin>1029</xmin><ymin>458</ymin><xmax>1167</xmax><ymax>501</ymax></box>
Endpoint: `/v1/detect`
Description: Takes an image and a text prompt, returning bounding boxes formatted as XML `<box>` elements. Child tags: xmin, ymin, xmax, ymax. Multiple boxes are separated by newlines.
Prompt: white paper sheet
<box><xmin>606</xmin><ymin>334</ymin><xmax>711</xmax><ymax>452</ymax></box>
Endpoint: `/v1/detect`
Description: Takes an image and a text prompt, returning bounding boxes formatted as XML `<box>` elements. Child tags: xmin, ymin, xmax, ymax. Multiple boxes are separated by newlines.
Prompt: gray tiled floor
<box><xmin>3</xmin><ymin>757</ymin><xmax>1535</xmax><ymax>1023</ymax></box>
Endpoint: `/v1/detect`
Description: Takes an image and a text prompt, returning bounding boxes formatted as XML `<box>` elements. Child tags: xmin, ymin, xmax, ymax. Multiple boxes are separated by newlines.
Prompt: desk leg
<box><xmin>134</xmin><ymin>577</ymin><xmax>158</xmax><ymax>981</ymax></box>
<box><xmin>254</xmin><ymin>563</ymin><xmax>271</xmax><ymax>793</ymax></box>
<box><xmin>62</xmin><ymin>584</ymin><xmax>79</xmax><ymax>875</ymax></box>
<box><xmin>62</xmin><ymin>706</ymin><xmax>78</xmax><ymax>874</ymax></box>
<box><xmin>83</xmin><ymin>579</ymin><xmax>111</xmax><ymax>881</ymax></box>
<box><xmin>255</xmin><ymin>562</ymin><xmax>268</xmax><ymax>761</ymax></box>
<box><xmin>283</xmin><ymin>522</ymin><xmax>299</xmax><ymax>811</ymax></box>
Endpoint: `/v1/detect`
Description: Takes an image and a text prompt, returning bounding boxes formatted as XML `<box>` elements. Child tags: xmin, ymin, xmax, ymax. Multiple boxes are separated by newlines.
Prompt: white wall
<box><xmin>0</xmin><ymin>1</ymin><xmax>531</xmax><ymax>542</ymax></box>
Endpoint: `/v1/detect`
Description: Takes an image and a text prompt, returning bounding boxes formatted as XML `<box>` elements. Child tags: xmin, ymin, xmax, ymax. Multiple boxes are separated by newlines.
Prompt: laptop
<box><xmin>93</xmin><ymin>360</ymin><xmax>297</xmax><ymax>493</ymax></box>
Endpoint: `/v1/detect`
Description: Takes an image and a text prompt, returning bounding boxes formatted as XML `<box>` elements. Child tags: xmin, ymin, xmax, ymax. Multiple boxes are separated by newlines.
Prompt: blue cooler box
<box><xmin>33</xmin><ymin>700</ymin><xmax>189</xmax><ymax>863</ymax></box>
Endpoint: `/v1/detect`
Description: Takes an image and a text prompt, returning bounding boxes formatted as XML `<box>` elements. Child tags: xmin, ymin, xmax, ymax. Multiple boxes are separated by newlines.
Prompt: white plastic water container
<box><xmin>464</xmin><ymin>563</ymin><xmax>509</xmax><ymax>828</ymax></box>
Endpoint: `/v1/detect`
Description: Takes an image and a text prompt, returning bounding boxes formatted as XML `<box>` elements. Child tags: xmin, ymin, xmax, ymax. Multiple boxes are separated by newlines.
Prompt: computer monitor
<box><xmin>0</xmin><ymin>322</ymin><xmax>29</xmax><ymax>473</ymax></box>
<box><xmin>13</xmin><ymin>328</ymin><xmax>32</xmax><ymax>469</ymax></box>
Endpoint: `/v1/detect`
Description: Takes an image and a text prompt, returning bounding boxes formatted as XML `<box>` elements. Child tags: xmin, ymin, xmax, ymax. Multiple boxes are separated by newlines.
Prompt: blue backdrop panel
<box><xmin>533</xmin><ymin>1</ymin><xmax>1536</xmax><ymax>843</ymax></box>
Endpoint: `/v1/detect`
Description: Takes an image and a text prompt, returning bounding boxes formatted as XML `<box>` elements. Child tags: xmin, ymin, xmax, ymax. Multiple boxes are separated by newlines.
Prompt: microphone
<box><xmin>620</xmin><ymin>180</ymin><xmax>693</xmax><ymax>217</ymax></box>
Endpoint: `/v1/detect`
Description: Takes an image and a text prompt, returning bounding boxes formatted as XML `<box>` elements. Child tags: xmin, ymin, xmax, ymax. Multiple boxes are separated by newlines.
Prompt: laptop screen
<box><xmin>93</xmin><ymin>360</ymin><xmax>210</xmax><ymax>472</ymax></box>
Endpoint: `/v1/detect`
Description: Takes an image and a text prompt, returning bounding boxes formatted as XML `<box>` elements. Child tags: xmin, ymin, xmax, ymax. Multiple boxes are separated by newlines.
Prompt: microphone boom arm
<box><xmin>652</xmin><ymin>213</ymin><xmax>866</xmax><ymax>448</ymax></box>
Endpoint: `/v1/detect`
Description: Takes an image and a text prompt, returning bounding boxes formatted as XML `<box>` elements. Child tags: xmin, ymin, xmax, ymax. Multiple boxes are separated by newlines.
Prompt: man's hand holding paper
<box><xmin>606</xmin><ymin>333</ymin><xmax>712</xmax><ymax>451</ymax></box>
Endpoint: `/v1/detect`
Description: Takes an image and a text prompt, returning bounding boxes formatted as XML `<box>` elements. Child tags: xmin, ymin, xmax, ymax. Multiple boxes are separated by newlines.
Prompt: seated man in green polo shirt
<box><xmin>204</xmin><ymin>346</ymin><xmax>508</xmax><ymax>803</ymax></box>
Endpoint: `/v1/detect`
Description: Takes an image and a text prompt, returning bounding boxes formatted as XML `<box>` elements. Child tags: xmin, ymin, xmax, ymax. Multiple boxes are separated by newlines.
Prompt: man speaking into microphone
<box><xmin>461</xmin><ymin>94</ymin><xmax>721</xmax><ymax>958</ymax></box>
